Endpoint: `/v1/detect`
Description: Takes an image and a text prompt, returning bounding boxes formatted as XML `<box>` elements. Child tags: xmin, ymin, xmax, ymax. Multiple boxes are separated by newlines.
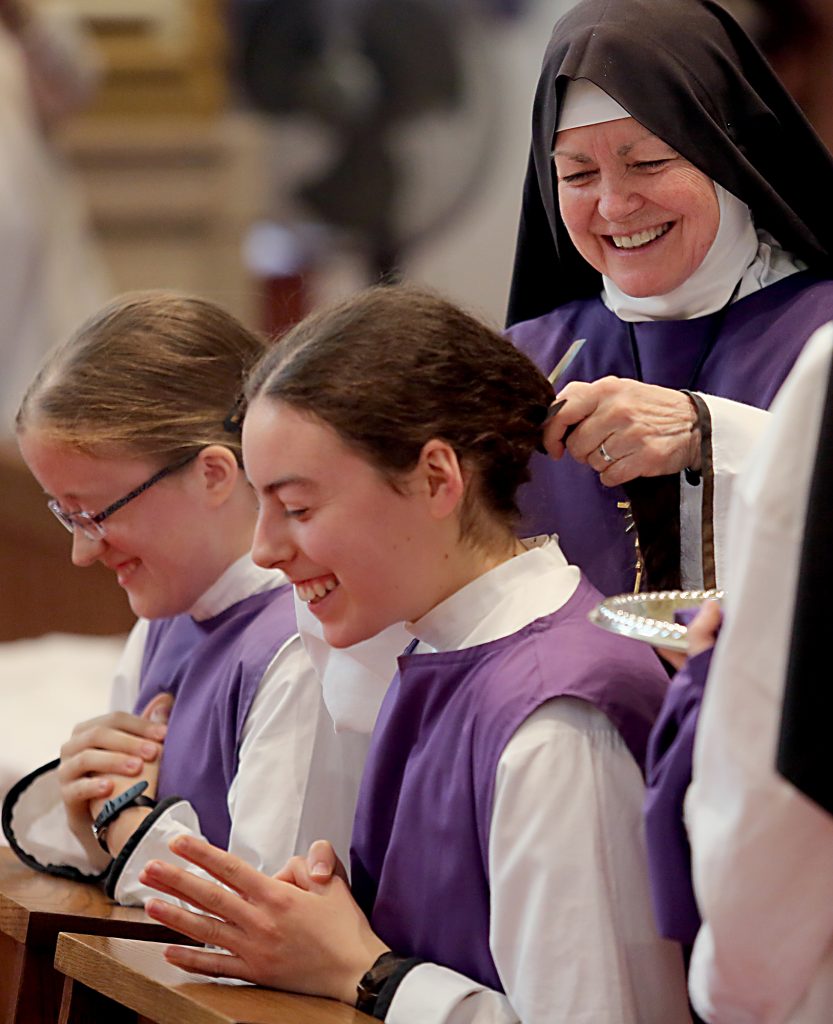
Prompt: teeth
<box><xmin>612</xmin><ymin>223</ymin><xmax>671</xmax><ymax>249</ymax></box>
<box><xmin>296</xmin><ymin>576</ymin><xmax>339</xmax><ymax>603</ymax></box>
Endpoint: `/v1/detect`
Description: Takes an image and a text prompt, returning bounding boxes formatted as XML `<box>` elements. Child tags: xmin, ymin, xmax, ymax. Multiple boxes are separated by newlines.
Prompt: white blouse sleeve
<box><xmin>387</xmin><ymin>699</ymin><xmax>690</xmax><ymax>1024</ymax></box>
<box><xmin>687</xmin><ymin>323</ymin><xmax>833</xmax><ymax>1024</ymax></box>
<box><xmin>226</xmin><ymin>635</ymin><xmax>368</xmax><ymax>875</ymax></box>
<box><xmin>108</xmin><ymin>618</ymin><xmax>149</xmax><ymax>711</ymax></box>
<box><xmin>112</xmin><ymin>635</ymin><xmax>368</xmax><ymax>905</ymax></box>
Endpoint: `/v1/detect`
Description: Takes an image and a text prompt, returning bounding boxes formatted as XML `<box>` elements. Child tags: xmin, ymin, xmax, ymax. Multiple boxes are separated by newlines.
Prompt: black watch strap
<box><xmin>91</xmin><ymin>780</ymin><xmax>156</xmax><ymax>853</ymax></box>
<box><xmin>356</xmin><ymin>951</ymin><xmax>423</xmax><ymax>1018</ymax></box>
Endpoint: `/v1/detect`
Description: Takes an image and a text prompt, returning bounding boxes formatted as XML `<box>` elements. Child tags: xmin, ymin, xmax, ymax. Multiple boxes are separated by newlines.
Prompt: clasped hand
<box><xmin>544</xmin><ymin>376</ymin><xmax>701</xmax><ymax>486</ymax></box>
<box><xmin>140</xmin><ymin>836</ymin><xmax>388</xmax><ymax>1005</ymax></box>
<box><xmin>58</xmin><ymin>692</ymin><xmax>171</xmax><ymax>849</ymax></box>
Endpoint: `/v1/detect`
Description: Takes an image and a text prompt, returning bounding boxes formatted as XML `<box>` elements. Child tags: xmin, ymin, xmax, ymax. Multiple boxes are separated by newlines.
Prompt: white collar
<box><xmin>407</xmin><ymin>537</ymin><xmax>580</xmax><ymax>653</ymax></box>
<box><xmin>189</xmin><ymin>553</ymin><xmax>288</xmax><ymax>622</ymax></box>
<box><xmin>601</xmin><ymin>183</ymin><xmax>762</xmax><ymax>322</ymax></box>
<box><xmin>297</xmin><ymin>538</ymin><xmax>580</xmax><ymax>736</ymax></box>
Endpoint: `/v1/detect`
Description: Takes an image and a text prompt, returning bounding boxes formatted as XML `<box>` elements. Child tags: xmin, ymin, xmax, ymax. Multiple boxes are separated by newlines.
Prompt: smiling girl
<box><xmin>3</xmin><ymin>292</ymin><xmax>364</xmax><ymax>904</ymax></box>
<box><xmin>140</xmin><ymin>286</ymin><xmax>690</xmax><ymax>1023</ymax></box>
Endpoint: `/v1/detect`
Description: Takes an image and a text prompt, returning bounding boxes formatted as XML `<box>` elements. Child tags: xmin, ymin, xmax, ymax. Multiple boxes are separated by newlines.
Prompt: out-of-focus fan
<box><xmin>231</xmin><ymin>0</ymin><xmax>500</xmax><ymax>280</ymax></box>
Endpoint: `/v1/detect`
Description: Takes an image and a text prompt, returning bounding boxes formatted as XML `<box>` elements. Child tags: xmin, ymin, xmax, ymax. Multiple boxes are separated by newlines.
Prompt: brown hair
<box><xmin>17</xmin><ymin>291</ymin><xmax>268</xmax><ymax>464</ymax></box>
<box><xmin>245</xmin><ymin>285</ymin><xmax>553</xmax><ymax>543</ymax></box>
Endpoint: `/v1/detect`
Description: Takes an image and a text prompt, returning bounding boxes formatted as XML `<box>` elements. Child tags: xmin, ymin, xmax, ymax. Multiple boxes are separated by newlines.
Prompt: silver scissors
<box><xmin>546</xmin><ymin>338</ymin><xmax>586</xmax><ymax>423</ymax></box>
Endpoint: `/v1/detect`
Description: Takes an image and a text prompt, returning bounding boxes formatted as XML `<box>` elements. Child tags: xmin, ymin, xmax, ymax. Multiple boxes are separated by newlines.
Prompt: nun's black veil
<box><xmin>507</xmin><ymin>0</ymin><xmax>833</xmax><ymax>327</ymax></box>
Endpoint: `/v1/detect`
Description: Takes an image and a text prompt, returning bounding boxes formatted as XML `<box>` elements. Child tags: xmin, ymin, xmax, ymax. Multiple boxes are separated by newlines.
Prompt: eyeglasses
<box><xmin>48</xmin><ymin>450</ymin><xmax>201</xmax><ymax>542</ymax></box>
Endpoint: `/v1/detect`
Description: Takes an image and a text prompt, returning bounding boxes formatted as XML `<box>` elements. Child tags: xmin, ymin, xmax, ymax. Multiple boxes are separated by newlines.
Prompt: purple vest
<box><xmin>350</xmin><ymin>576</ymin><xmax>668</xmax><ymax>990</ymax></box>
<box><xmin>509</xmin><ymin>272</ymin><xmax>833</xmax><ymax>595</ymax></box>
<box><xmin>136</xmin><ymin>584</ymin><xmax>296</xmax><ymax>848</ymax></box>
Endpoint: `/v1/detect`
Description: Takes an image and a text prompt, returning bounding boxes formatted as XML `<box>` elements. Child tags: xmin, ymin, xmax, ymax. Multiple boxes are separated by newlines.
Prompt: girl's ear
<box><xmin>417</xmin><ymin>439</ymin><xmax>465</xmax><ymax>521</ymax></box>
<box><xmin>195</xmin><ymin>445</ymin><xmax>241</xmax><ymax>507</ymax></box>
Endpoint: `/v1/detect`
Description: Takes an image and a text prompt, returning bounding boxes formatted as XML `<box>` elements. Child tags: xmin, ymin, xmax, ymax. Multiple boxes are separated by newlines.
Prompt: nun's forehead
<box><xmin>553</xmin><ymin>118</ymin><xmax>671</xmax><ymax>160</ymax></box>
<box><xmin>549</xmin><ymin>75</ymin><xmax>700</xmax><ymax>176</ymax></box>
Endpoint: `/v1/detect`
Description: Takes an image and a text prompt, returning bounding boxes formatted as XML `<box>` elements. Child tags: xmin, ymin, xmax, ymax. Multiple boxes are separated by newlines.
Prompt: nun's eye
<box><xmin>558</xmin><ymin>169</ymin><xmax>597</xmax><ymax>184</ymax></box>
<box><xmin>634</xmin><ymin>159</ymin><xmax>672</xmax><ymax>171</ymax></box>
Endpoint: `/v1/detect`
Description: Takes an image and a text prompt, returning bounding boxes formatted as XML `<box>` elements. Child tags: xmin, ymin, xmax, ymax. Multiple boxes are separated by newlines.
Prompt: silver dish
<box><xmin>588</xmin><ymin>589</ymin><xmax>724</xmax><ymax>653</ymax></box>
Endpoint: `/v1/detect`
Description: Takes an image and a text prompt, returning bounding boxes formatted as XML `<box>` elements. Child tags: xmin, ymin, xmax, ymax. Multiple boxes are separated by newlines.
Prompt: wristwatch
<box><xmin>355</xmin><ymin>951</ymin><xmax>422</xmax><ymax>1018</ymax></box>
<box><xmin>356</xmin><ymin>952</ymin><xmax>402</xmax><ymax>1016</ymax></box>
<box><xmin>91</xmin><ymin>780</ymin><xmax>156</xmax><ymax>853</ymax></box>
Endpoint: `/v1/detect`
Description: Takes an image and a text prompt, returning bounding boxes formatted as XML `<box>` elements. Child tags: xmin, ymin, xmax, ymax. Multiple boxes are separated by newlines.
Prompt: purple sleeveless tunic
<box><xmin>350</xmin><ymin>576</ymin><xmax>668</xmax><ymax>990</ymax></box>
<box><xmin>509</xmin><ymin>272</ymin><xmax>833</xmax><ymax>596</ymax></box>
<box><xmin>135</xmin><ymin>584</ymin><xmax>296</xmax><ymax>848</ymax></box>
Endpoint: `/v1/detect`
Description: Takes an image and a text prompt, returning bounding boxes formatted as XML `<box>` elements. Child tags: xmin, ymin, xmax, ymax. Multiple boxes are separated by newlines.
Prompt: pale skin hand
<box><xmin>685</xmin><ymin>599</ymin><xmax>722</xmax><ymax>658</ymax></box>
<box><xmin>279</xmin><ymin>839</ymin><xmax>345</xmax><ymax>886</ymax></box>
<box><xmin>658</xmin><ymin>599</ymin><xmax>723</xmax><ymax>671</ymax></box>
<box><xmin>91</xmin><ymin>693</ymin><xmax>174</xmax><ymax>857</ymax></box>
<box><xmin>58</xmin><ymin>693</ymin><xmax>171</xmax><ymax>852</ymax></box>
<box><xmin>543</xmin><ymin>376</ymin><xmax>701</xmax><ymax>487</ymax></box>
<box><xmin>139</xmin><ymin>835</ymin><xmax>389</xmax><ymax>1004</ymax></box>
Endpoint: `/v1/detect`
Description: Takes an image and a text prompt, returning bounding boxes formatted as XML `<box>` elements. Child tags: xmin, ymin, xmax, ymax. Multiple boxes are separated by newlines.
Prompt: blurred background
<box><xmin>20</xmin><ymin>0</ymin><xmax>561</xmax><ymax>353</ymax></box>
<box><xmin>0</xmin><ymin>0</ymin><xmax>571</xmax><ymax>642</ymax></box>
<box><xmin>0</xmin><ymin>0</ymin><xmax>831</xmax><ymax>799</ymax></box>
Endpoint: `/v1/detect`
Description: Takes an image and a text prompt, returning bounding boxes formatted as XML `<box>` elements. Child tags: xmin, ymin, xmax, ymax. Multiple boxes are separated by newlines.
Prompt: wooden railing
<box><xmin>55</xmin><ymin>933</ymin><xmax>366</xmax><ymax>1024</ymax></box>
<box><xmin>0</xmin><ymin>848</ymin><xmax>183</xmax><ymax>1024</ymax></box>
<box><xmin>0</xmin><ymin>848</ymin><xmax>366</xmax><ymax>1024</ymax></box>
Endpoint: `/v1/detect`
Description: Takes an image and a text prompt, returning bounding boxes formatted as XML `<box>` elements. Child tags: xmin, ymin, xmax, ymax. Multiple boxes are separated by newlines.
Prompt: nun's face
<box><xmin>553</xmin><ymin>118</ymin><xmax>719</xmax><ymax>297</ymax></box>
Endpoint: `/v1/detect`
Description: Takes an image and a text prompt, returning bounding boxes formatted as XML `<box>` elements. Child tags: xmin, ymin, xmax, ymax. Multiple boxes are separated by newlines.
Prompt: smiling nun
<box><xmin>507</xmin><ymin>0</ymin><xmax>833</xmax><ymax>596</ymax></box>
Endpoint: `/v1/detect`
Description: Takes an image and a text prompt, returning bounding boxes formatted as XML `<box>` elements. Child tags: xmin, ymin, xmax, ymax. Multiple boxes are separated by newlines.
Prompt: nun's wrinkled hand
<box><xmin>543</xmin><ymin>376</ymin><xmax>701</xmax><ymax>486</ymax></box>
<box><xmin>140</xmin><ymin>835</ymin><xmax>388</xmax><ymax>1004</ymax></box>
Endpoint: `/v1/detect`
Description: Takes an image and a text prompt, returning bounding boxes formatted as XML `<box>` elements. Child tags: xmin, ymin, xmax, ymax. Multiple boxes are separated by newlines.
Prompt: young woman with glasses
<box><xmin>138</xmin><ymin>285</ymin><xmax>690</xmax><ymax>1023</ymax></box>
<box><xmin>2</xmin><ymin>291</ymin><xmax>365</xmax><ymax>905</ymax></box>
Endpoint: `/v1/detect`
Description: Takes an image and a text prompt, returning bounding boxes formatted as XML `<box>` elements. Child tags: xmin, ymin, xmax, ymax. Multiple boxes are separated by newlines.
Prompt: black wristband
<box><xmin>356</xmin><ymin>951</ymin><xmax>423</xmax><ymax>1019</ymax></box>
<box><xmin>371</xmin><ymin>957</ymin><xmax>424</xmax><ymax>1020</ymax></box>
<box><xmin>91</xmin><ymin>780</ymin><xmax>156</xmax><ymax>853</ymax></box>
<box><xmin>680</xmin><ymin>389</ymin><xmax>706</xmax><ymax>483</ymax></box>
